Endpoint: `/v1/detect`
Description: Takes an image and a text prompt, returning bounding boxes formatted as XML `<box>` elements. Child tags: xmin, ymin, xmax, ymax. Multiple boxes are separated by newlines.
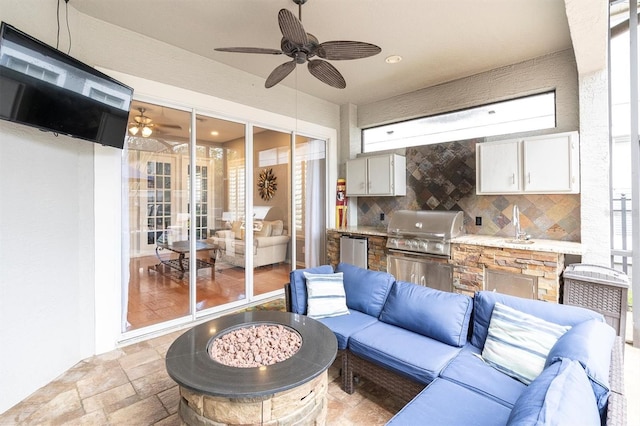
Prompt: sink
<box><xmin>507</xmin><ymin>239</ymin><xmax>535</xmax><ymax>245</ymax></box>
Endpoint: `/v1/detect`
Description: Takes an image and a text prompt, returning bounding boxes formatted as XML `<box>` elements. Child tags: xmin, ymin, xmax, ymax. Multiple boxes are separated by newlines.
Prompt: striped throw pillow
<box><xmin>304</xmin><ymin>272</ymin><xmax>350</xmax><ymax>319</ymax></box>
<box><xmin>482</xmin><ymin>302</ymin><xmax>570</xmax><ymax>385</ymax></box>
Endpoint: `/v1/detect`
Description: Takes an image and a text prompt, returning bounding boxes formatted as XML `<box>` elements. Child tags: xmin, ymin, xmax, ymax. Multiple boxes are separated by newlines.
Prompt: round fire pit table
<box><xmin>166</xmin><ymin>310</ymin><xmax>337</xmax><ymax>425</ymax></box>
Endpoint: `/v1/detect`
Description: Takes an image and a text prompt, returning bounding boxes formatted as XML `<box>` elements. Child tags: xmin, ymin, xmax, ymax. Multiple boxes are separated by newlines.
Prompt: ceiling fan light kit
<box><xmin>215</xmin><ymin>0</ymin><xmax>381</xmax><ymax>89</ymax></box>
<box><xmin>129</xmin><ymin>107</ymin><xmax>154</xmax><ymax>138</ymax></box>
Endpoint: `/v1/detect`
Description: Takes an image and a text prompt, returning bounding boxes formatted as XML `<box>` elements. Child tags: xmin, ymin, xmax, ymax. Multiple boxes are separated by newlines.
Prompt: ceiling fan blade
<box><xmin>307</xmin><ymin>59</ymin><xmax>346</xmax><ymax>89</ymax></box>
<box><xmin>265</xmin><ymin>60</ymin><xmax>297</xmax><ymax>88</ymax></box>
<box><xmin>215</xmin><ymin>47</ymin><xmax>283</xmax><ymax>55</ymax></box>
<box><xmin>318</xmin><ymin>41</ymin><xmax>382</xmax><ymax>60</ymax></box>
<box><xmin>278</xmin><ymin>9</ymin><xmax>308</xmax><ymax>45</ymax></box>
<box><xmin>155</xmin><ymin>123</ymin><xmax>182</xmax><ymax>130</ymax></box>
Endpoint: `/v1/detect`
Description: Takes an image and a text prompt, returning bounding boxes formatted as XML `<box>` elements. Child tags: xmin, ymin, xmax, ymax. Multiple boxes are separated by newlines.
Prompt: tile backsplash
<box><xmin>355</xmin><ymin>140</ymin><xmax>580</xmax><ymax>242</ymax></box>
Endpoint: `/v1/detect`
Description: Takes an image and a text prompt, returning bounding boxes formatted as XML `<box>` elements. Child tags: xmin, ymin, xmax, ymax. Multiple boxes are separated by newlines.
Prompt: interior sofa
<box><xmin>285</xmin><ymin>262</ymin><xmax>626</xmax><ymax>426</ymax></box>
<box><xmin>209</xmin><ymin>219</ymin><xmax>289</xmax><ymax>268</ymax></box>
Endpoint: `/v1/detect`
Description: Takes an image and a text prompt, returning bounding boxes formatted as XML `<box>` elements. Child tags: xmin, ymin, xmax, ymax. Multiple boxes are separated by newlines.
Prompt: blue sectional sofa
<box><xmin>285</xmin><ymin>262</ymin><xmax>626</xmax><ymax>426</ymax></box>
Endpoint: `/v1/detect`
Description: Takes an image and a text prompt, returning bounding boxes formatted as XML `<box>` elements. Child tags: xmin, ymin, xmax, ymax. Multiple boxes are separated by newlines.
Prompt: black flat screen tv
<box><xmin>0</xmin><ymin>22</ymin><xmax>133</xmax><ymax>149</ymax></box>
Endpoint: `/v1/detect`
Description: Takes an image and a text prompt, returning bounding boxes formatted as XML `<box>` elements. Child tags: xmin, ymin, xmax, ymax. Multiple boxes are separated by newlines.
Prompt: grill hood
<box><xmin>387</xmin><ymin>210</ymin><xmax>465</xmax><ymax>240</ymax></box>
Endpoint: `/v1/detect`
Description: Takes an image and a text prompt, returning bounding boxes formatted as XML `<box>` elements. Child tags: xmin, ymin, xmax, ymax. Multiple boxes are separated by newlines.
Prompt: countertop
<box><xmin>451</xmin><ymin>234</ymin><xmax>583</xmax><ymax>255</ymax></box>
<box><xmin>327</xmin><ymin>226</ymin><xmax>388</xmax><ymax>237</ymax></box>
<box><xmin>328</xmin><ymin>227</ymin><xmax>582</xmax><ymax>255</ymax></box>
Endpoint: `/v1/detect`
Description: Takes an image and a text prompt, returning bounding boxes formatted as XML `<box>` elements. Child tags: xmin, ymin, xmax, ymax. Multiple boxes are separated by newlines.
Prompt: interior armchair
<box><xmin>209</xmin><ymin>207</ymin><xmax>290</xmax><ymax>268</ymax></box>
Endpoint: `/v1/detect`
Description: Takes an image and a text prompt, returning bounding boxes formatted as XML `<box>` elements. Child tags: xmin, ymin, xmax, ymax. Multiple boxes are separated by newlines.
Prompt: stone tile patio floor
<box><xmin>1</xmin><ymin>314</ymin><xmax>639</xmax><ymax>425</ymax></box>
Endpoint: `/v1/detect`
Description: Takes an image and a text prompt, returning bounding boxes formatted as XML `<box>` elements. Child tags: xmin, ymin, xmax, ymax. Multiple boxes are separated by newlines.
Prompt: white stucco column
<box><xmin>578</xmin><ymin>70</ymin><xmax>611</xmax><ymax>265</ymax></box>
<box><xmin>564</xmin><ymin>0</ymin><xmax>611</xmax><ymax>265</ymax></box>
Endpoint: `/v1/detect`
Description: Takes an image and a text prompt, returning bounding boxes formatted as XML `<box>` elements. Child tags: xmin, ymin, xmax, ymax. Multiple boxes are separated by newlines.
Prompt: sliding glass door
<box><xmin>251</xmin><ymin>127</ymin><xmax>293</xmax><ymax>297</ymax></box>
<box><xmin>194</xmin><ymin>114</ymin><xmax>247</xmax><ymax>312</ymax></box>
<box><xmin>123</xmin><ymin>101</ymin><xmax>193</xmax><ymax>331</ymax></box>
<box><xmin>122</xmin><ymin>100</ymin><xmax>327</xmax><ymax>333</ymax></box>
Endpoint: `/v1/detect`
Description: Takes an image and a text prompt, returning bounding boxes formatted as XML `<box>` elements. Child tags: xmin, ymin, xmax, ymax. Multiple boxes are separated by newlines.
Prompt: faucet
<box><xmin>513</xmin><ymin>205</ymin><xmax>527</xmax><ymax>241</ymax></box>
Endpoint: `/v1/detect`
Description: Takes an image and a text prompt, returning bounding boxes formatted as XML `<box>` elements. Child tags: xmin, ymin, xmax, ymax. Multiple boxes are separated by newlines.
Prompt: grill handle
<box><xmin>387</xmin><ymin>248</ymin><xmax>450</xmax><ymax>259</ymax></box>
<box><xmin>387</xmin><ymin>232</ymin><xmax>447</xmax><ymax>240</ymax></box>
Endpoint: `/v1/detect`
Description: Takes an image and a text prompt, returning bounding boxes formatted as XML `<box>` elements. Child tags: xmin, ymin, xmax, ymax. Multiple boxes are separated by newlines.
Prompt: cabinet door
<box><xmin>367</xmin><ymin>155</ymin><xmax>393</xmax><ymax>195</ymax></box>
<box><xmin>476</xmin><ymin>140</ymin><xmax>521</xmax><ymax>194</ymax></box>
<box><xmin>523</xmin><ymin>132</ymin><xmax>578</xmax><ymax>193</ymax></box>
<box><xmin>346</xmin><ymin>157</ymin><xmax>368</xmax><ymax>195</ymax></box>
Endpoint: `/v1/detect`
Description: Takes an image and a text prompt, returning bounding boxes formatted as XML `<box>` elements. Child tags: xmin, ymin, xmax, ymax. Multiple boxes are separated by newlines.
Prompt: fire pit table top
<box><xmin>165</xmin><ymin>310</ymin><xmax>338</xmax><ymax>398</ymax></box>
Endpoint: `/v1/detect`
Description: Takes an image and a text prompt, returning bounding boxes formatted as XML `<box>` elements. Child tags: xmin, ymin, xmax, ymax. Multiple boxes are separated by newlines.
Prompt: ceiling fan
<box><xmin>128</xmin><ymin>107</ymin><xmax>182</xmax><ymax>138</ymax></box>
<box><xmin>214</xmin><ymin>0</ymin><xmax>382</xmax><ymax>89</ymax></box>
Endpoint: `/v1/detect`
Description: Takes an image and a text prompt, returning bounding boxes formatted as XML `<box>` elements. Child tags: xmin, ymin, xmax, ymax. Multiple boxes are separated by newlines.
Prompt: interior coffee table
<box><xmin>150</xmin><ymin>240</ymin><xmax>217</xmax><ymax>279</ymax></box>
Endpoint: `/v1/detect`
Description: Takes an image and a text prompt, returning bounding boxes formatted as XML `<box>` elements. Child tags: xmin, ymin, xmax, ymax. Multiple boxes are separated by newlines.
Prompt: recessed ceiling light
<box><xmin>210</xmin><ymin>131</ymin><xmax>219</xmax><ymax>136</ymax></box>
<box><xmin>385</xmin><ymin>55</ymin><xmax>402</xmax><ymax>64</ymax></box>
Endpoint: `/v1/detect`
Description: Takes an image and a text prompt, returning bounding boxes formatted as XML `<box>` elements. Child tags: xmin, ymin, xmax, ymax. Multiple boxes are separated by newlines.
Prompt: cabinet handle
<box><xmin>527</xmin><ymin>172</ymin><xmax>531</xmax><ymax>184</ymax></box>
<box><xmin>511</xmin><ymin>173</ymin><xmax>515</xmax><ymax>185</ymax></box>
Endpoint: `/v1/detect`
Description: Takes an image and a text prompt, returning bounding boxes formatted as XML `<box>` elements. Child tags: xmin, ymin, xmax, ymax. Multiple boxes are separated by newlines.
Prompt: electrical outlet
<box><xmin>380</xmin><ymin>213</ymin><xmax>385</xmax><ymax>221</ymax></box>
<box><xmin>475</xmin><ymin>216</ymin><xmax>482</xmax><ymax>226</ymax></box>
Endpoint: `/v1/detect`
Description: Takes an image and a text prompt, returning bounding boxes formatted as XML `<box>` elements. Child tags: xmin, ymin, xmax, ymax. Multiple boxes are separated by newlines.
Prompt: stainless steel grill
<box><xmin>386</xmin><ymin>210</ymin><xmax>465</xmax><ymax>258</ymax></box>
<box><xmin>386</xmin><ymin>210</ymin><xmax>465</xmax><ymax>293</ymax></box>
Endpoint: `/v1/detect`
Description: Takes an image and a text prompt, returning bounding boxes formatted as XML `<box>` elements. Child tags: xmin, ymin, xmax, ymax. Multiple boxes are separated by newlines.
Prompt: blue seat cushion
<box><xmin>387</xmin><ymin>378</ymin><xmax>512</xmax><ymax>426</ymax></box>
<box><xmin>349</xmin><ymin>321</ymin><xmax>462</xmax><ymax>384</ymax></box>
<box><xmin>471</xmin><ymin>290</ymin><xmax>604</xmax><ymax>349</ymax></box>
<box><xmin>545</xmin><ymin>319</ymin><xmax>616</xmax><ymax>415</ymax></box>
<box><xmin>316</xmin><ymin>309</ymin><xmax>378</xmax><ymax>350</ymax></box>
<box><xmin>289</xmin><ymin>265</ymin><xmax>334</xmax><ymax>314</ymax></box>
<box><xmin>440</xmin><ymin>344</ymin><xmax>527</xmax><ymax>407</ymax></box>
<box><xmin>335</xmin><ymin>262</ymin><xmax>394</xmax><ymax>318</ymax></box>
<box><xmin>507</xmin><ymin>358</ymin><xmax>601</xmax><ymax>426</ymax></box>
<box><xmin>379</xmin><ymin>281</ymin><xmax>472</xmax><ymax>347</ymax></box>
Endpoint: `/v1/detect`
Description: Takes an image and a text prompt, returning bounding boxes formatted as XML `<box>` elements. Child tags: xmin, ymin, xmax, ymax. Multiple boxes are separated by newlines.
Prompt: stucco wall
<box><xmin>578</xmin><ymin>69</ymin><xmax>611</xmax><ymax>263</ymax></box>
<box><xmin>357</xmin><ymin>49</ymin><xmax>579</xmax><ymax>135</ymax></box>
<box><xmin>0</xmin><ymin>121</ymin><xmax>96</xmax><ymax>414</ymax></box>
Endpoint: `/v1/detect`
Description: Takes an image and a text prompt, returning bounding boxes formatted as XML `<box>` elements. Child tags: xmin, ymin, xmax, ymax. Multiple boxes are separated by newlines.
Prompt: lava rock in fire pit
<box><xmin>209</xmin><ymin>324</ymin><xmax>302</xmax><ymax>368</ymax></box>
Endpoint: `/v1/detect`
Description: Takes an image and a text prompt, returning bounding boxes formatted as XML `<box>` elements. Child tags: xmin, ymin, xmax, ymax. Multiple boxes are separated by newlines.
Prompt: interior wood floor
<box><xmin>126</xmin><ymin>252</ymin><xmax>290</xmax><ymax>331</ymax></box>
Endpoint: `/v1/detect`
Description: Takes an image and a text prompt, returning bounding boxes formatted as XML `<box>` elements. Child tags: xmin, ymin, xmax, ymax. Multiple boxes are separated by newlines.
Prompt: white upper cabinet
<box><xmin>476</xmin><ymin>139</ymin><xmax>521</xmax><ymax>194</ymax></box>
<box><xmin>522</xmin><ymin>132</ymin><xmax>579</xmax><ymax>193</ymax></box>
<box><xmin>346</xmin><ymin>154</ymin><xmax>406</xmax><ymax>196</ymax></box>
<box><xmin>476</xmin><ymin>131</ymin><xmax>580</xmax><ymax>195</ymax></box>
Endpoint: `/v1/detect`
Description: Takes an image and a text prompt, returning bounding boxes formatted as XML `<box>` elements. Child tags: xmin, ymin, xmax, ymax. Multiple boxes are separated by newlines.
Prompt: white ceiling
<box><xmin>71</xmin><ymin>0</ymin><xmax>573</xmax><ymax>106</ymax></box>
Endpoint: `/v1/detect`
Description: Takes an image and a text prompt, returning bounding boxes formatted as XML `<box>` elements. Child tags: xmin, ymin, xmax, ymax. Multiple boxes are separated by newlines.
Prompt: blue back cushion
<box><xmin>289</xmin><ymin>265</ymin><xmax>334</xmax><ymax>314</ymax></box>
<box><xmin>379</xmin><ymin>281</ymin><xmax>473</xmax><ymax>347</ymax></box>
<box><xmin>335</xmin><ymin>262</ymin><xmax>394</xmax><ymax>317</ymax></box>
<box><xmin>546</xmin><ymin>319</ymin><xmax>615</xmax><ymax>415</ymax></box>
<box><xmin>507</xmin><ymin>358</ymin><xmax>600</xmax><ymax>426</ymax></box>
<box><xmin>471</xmin><ymin>291</ymin><xmax>604</xmax><ymax>349</ymax></box>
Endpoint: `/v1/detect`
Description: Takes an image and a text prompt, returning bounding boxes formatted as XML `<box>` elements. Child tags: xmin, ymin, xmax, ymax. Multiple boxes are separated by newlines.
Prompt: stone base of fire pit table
<box><xmin>179</xmin><ymin>372</ymin><xmax>327</xmax><ymax>425</ymax></box>
<box><xmin>165</xmin><ymin>311</ymin><xmax>337</xmax><ymax>426</ymax></box>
